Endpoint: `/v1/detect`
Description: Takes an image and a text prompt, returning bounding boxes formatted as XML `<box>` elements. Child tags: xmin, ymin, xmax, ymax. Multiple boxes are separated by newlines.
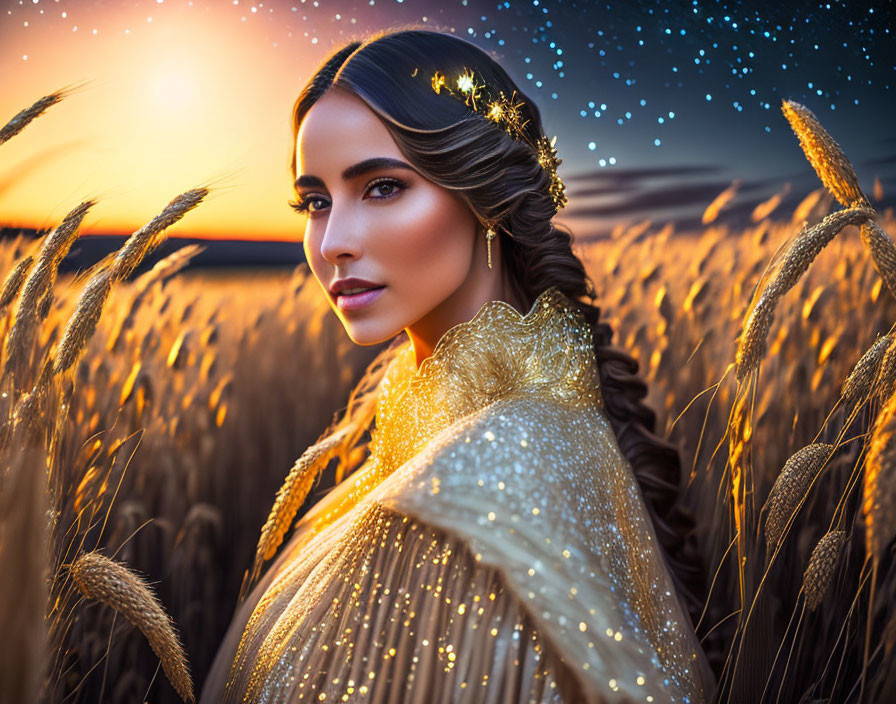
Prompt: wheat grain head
<box><xmin>134</xmin><ymin>243</ymin><xmax>206</xmax><ymax>295</ymax></box>
<box><xmin>0</xmin><ymin>88</ymin><xmax>68</xmax><ymax>145</ymax></box>
<box><xmin>764</xmin><ymin>443</ymin><xmax>835</xmax><ymax>551</ymax></box>
<box><xmin>766</xmin><ymin>206</ymin><xmax>874</xmax><ymax>300</ymax></box>
<box><xmin>0</xmin><ymin>255</ymin><xmax>35</xmax><ymax>310</ymax></box>
<box><xmin>70</xmin><ymin>551</ymin><xmax>194</xmax><ymax>702</ymax></box>
<box><xmin>111</xmin><ymin>189</ymin><xmax>208</xmax><ymax>282</ymax></box>
<box><xmin>735</xmin><ymin>207</ymin><xmax>874</xmax><ymax>380</ymax></box>
<box><xmin>781</xmin><ymin>99</ymin><xmax>870</xmax><ymax>209</ymax></box>
<box><xmin>842</xmin><ymin>334</ymin><xmax>891</xmax><ymax>404</ymax></box>
<box><xmin>4</xmin><ymin>201</ymin><xmax>94</xmax><ymax>384</ymax></box>
<box><xmin>859</xmin><ymin>219</ymin><xmax>896</xmax><ymax>303</ymax></box>
<box><xmin>247</xmin><ymin>426</ymin><xmax>352</xmax><ymax>591</ymax></box>
<box><xmin>874</xmin><ymin>335</ymin><xmax>896</xmax><ymax>404</ymax></box>
<box><xmin>735</xmin><ymin>293</ymin><xmax>776</xmax><ymax>381</ymax></box>
<box><xmin>52</xmin><ymin>269</ymin><xmax>114</xmax><ymax>378</ymax></box>
<box><xmin>802</xmin><ymin>530</ymin><xmax>847</xmax><ymax>611</ymax></box>
<box><xmin>864</xmin><ymin>391</ymin><xmax>896</xmax><ymax>564</ymax></box>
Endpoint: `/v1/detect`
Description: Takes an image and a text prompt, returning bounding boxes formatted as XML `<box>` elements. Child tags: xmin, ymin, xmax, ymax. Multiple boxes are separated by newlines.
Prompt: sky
<box><xmin>0</xmin><ymin>0</ymin><xmax>893</xmax><ymax>242</ymax></box>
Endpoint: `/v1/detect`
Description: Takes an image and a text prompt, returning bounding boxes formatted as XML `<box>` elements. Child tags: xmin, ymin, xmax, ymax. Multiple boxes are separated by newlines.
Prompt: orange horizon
<box><xmin>0</xmin><ymin>219</ymin><xmax>302</xmax><ymax>244</ymax></box>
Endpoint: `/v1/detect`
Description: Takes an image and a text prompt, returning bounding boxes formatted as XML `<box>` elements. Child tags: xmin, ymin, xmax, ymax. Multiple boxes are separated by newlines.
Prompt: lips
<box><xmin>330</xmin><ymin>277</ymin><xmax>385</xmax><ymax>296</ymax></box>
<box><xmin>336</xmin><ymin>285</ymin><xmax>385</xmax><ymax>297</ymax></box>
<box><xmin>334</xmin><ymin>285</ymin><xmax>386</xmax><ymax>312</ymax></box>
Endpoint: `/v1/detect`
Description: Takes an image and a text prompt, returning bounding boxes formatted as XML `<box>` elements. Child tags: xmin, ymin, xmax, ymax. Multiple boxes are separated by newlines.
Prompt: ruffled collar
<box><xmin>369</xmin><ymin>285</ymin><xmax>603</xmax><ymax>477</ymax></box>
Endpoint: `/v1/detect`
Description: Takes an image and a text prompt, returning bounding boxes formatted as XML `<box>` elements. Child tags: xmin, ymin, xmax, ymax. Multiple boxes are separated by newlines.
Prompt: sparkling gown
<box><xmin>200</xmin><ymin>285</ymin><xmax>716</xmax><ymax>703</ymax></box>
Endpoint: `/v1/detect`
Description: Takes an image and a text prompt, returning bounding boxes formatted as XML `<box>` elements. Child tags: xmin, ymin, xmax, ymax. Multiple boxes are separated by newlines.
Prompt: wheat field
<box><xmin>2</xmin><ymin>90</ymin><xmax>895</xmax><ymax>703</ymax></box>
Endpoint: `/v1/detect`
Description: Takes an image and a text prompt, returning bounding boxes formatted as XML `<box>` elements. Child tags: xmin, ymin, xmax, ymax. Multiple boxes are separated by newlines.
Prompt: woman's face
<box><xmin>294</xmin><ymin>88</ymin><xmax>495</xmax><ymax>356</ymax></box>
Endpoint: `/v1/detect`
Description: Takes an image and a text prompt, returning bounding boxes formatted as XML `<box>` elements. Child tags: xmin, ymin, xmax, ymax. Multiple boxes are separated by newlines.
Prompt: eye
<box><xmin>363</xmin><ymin>177</ymin><xmax>406</xmax><ymax>200</ymax></box>
<box><xmin>288</xmin><ymin>195</ymin><xmax>328</xmax><ymax>215</ymax></box>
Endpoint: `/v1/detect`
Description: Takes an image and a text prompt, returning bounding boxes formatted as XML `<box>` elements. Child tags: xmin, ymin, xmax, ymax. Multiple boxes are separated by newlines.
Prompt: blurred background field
<box><xmin>1</xmin><ymin>186</ymin><xmax>892</xmax><ymax>701</ymax></box>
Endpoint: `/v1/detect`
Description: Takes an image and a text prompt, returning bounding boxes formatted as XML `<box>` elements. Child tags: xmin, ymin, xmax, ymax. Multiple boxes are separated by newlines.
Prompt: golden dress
<box><xmin>201</xmin><ymin>285</ymin><xmax>715</xmax><ymax>703</ymax></box>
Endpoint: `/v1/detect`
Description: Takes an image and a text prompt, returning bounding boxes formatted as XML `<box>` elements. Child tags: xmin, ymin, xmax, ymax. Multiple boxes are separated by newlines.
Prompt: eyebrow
<box><xmin>294</xmin><ymin>157</ymin><xmax>417</xmax><ymax>190</ymax></box>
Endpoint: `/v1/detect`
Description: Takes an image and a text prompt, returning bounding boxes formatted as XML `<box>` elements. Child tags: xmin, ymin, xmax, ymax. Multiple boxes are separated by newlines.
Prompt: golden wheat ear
<box><xmin>859</xmin><ymin>219</ymin><xmax>896</xmax><ymax>303</ymax></box>
<box><xmin>3</xmin><ymin>201</ymin><xmax>95</xmax><ymax>388</ymax></box>
<box><xmin>802</xmin><ymin>530</ymin><xmax>848</xmax><ymax>611</ymax></box>
<box><xmin>0</xmin><ymin>255</ymin><xmax>35</xmax><ymax>311</ymax></box>
<box><xmin>872</xmin><ymin>336</ymin><xmax>896</xmax><ymax>404</ymax></box>
<box><xmin>110</xmin><ymin>188</ymin><xmax>208</xmax><ymax>282</ymax></box>
<box><xmin>842</xmin><ymin>334</ymin><xmax>891</xmax><ymax>405</ymax></box>
<box><xmin>70</xmin><ymin>551</ymin><xmax>195</xmax><ymax>703</ymax></box>
<box><xmin>781</xmin><ymin>99</ymin><xmax>870</xmax><ymax>209</ymax></box>
<box><xmin>50</xmin><ymin>188</ymin><xmax>209</xmax><ymax>382</ymax></box>
<box><xmin>763</xmin><ymin>443</ymin><xmax>835</xmax><ymax>553</ymax></box>
<box><xmin>735</xmin><ymin>206</ymin><xmax>874</xmax><ymax>380</ymax></box>
<box><xmin>242</xmin><ymin>426</ymin><xmax>352</xmax><ymax>599</ymax></box>
<box><xmin>0</xmin><ymin>87</ymin><xmax>70</xmax><ymax>146</ymax></box>
<box><xmin>864</xmin><ymin>390</ymin><xmax>896</xmax><ymax>567</ymax></box>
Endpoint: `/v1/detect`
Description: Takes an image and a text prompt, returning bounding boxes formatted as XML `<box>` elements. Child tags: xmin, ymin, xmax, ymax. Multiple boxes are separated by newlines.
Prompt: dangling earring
<box><xmin>484</xmin><ymin>222</ymin><xmax>497</xmax><ymax>269</ymax></box>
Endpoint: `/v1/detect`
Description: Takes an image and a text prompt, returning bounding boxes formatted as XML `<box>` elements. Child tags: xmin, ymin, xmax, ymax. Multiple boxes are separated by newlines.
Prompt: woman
<box><xmin>202</xmin><ymin>28</ymin><xmax>715</xmax><ymax>703</ymax></box>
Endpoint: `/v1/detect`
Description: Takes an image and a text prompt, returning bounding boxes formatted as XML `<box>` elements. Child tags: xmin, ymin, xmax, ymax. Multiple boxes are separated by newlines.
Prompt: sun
<box><xmin>144</xmin><ymin>56</ymin><xmax>202</xmax><ymax>121</ymax></box>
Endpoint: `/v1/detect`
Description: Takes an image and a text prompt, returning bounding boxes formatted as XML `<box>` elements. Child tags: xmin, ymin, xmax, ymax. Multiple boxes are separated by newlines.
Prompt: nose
<box><xmin>318</xmin><ymin>205</ymin><xmax>363</xmax><ymax>265</ymax></box>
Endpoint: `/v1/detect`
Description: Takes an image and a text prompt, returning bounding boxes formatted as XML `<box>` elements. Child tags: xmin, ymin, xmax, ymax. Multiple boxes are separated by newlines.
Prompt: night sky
<box><xmin>1</xmin><ymin>0</ymin><xmax>893</xmax><ymax>239</ymax></box>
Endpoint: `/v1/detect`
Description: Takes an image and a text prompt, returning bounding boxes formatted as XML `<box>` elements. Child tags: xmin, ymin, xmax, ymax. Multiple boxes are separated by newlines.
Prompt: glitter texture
<box><xmin>204</xmin><ymin>286</ymin><xmax>713</xmax><ymax>703</ymax></box>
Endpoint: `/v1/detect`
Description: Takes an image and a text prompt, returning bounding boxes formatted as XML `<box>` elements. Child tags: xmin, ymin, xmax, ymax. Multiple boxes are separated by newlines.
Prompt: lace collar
<box><xmin>369</xmin><ymin>285</ymin><xmax>603</xmax><ymax>477</ymax></box>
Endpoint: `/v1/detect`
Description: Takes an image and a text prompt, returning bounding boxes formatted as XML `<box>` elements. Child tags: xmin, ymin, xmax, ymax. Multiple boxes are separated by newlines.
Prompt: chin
<box><xmin>339</xmin><ymin>319</ymin><xmax>402</xmax><ymax>347</ymax></box>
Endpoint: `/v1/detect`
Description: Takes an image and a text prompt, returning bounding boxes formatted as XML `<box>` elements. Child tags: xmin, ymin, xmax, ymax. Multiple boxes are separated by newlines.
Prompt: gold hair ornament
<box><xmin>429</xmin><ymin>67</ymin><xmax>568</xmax><ymax>213</ymax></box>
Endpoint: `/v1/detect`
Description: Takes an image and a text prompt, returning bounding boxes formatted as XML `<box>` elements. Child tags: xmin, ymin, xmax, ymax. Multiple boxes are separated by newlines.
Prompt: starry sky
<box><xmin>0</xmin><ymin>0</ymin><xmax>893</xmax><ymax>241</ymax></box>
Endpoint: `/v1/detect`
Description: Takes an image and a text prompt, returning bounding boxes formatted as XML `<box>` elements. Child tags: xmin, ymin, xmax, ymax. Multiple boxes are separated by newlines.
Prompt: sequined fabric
<box><xmin>202</xmin><ymin>286</ymin><xmax>714</xmax><ymax>703</ymax></box>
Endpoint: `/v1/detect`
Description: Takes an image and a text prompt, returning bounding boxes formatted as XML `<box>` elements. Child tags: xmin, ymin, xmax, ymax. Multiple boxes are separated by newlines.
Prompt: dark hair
<box><xmin>292</xmin><ymin>27</ymin><xmax>706</xmax><ymax>626</ymax></box>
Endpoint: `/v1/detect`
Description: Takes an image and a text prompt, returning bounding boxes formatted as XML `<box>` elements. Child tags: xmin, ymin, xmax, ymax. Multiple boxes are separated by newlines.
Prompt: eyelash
<box><xmin>289</xmin><ymin>177</ymin><xmax>407</xmax><ymax>215</ymax></box>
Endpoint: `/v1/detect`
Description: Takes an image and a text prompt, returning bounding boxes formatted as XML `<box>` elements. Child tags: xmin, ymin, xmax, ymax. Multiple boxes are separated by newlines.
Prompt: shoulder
<box><xmin>359</xmin><ymin>395</ymin><xmax>711</xmax><ymax>702</ymax></box>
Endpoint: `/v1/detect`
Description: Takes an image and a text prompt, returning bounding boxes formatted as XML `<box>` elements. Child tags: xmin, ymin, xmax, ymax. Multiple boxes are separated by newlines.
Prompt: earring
<box><xmin>484</xmin><ymin>222</ymin><xmax>497</xmax><ymax>269</ymax></box>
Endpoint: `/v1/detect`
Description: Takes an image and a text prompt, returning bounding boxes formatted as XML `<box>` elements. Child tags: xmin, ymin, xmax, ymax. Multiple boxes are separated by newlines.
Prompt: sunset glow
<box><xmin>1</xmin><ymin>4</ymin><xmax>314</xmax><ymax>241</ymax></box>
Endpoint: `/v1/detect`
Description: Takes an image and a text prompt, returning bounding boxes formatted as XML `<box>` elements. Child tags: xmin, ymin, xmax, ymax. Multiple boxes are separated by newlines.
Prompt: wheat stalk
<box><xmin>781</xmin><ymin>99</ymin><xmax>870</xmax><ymax>209</ymax></box>
<box><xmin>70</xmin><ymin>552</ymin><xmax>194</xmax><ymax>702</ymax></box>
<box><xmin>736</xmin><ymin>295</ymin><xmax>777</xmax><ymax>381</ymax></box>
<box><xmin>110</xmin><ymin>189</ymin><xmax>208</xmax><ymax>282</ymax></box>
<box><xmin>842</xmin><ymin>334</ymin><xmax>891</xmax><ymax>404</ymax></box>
<box><xmin>802</xmin><ymin>530</ymin><xmax>847</xmax><ymax>611</ymax></box>
<box><xmin>764</xmin><ymin>443</ymin><xmax>835</xmax><ymax>551</ymax></box>
<box><xmin>864</xmin><ymin>391</ymin><xmax>896</xmax><ymax>564</ymax></box>
<box><xmin>765</xmin><ymin>207</ymin><xmax>874</xmax><ymax>299</ymax></box>
<box><xmin>3</xmin><ymin>201</ymin><xmax>94</xmax><ymax>385</ymax></box>
<box><xmin>52</xmin><ymin>269</ymin><xmax>114</xmax><ymax>377</ymax></box>
<box><xmin>48</xmin><ymin>190</ymin><xmax>208</xmax><ymax>380</ymax></box>
<box><xmin>0</xmin><ymin>255</ymin><xmax>35</xmax><ymax>310</ymax></box>
<box><xmin>735</xmin><ymin>206</ymin><xmax>874</xmax><ymax>380</ymax></box>
<box><xmin>859</xmin><ymin>219</ymin><xmax>896</xmax><ymax>302</ymax></box>
<box><xmin>874</xmin><ymin>336</ymin><xmax>896</xmax><ymax>404</ymax></box>
<box><xmin>246</xmin><ymin>426</ymin><xmax>352</xmax><ymax>592</ymax></box>
<box><xmin>133</xmin><ymin>243</ymin><xmax>206</xmax><ymax>294</ymax></box>
<box><xmin>0</xmin><ymin>87</ymin><xmax>71</xmax><ymax>146</ymax></box>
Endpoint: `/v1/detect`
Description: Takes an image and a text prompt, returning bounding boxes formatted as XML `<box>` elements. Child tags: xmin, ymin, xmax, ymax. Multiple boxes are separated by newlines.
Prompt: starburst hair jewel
<box><xmin>426</xmin><ymin>67</ymin><xmax>568</xmax><ymax>214</ymax></box>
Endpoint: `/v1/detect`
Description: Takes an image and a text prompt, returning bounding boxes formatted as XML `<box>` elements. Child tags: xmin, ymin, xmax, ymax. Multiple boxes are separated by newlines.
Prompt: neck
<box><xmin>407</xmin><ymin>270</ymin><xmax>525</xmax><ymax>369</ymax></box>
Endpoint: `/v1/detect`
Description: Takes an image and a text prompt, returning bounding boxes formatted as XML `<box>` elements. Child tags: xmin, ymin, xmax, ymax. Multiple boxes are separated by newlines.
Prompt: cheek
<box><xmin>376</xmin><ymin>191</ymin><xmax>473</xmax><ymax>283</ymax></box>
